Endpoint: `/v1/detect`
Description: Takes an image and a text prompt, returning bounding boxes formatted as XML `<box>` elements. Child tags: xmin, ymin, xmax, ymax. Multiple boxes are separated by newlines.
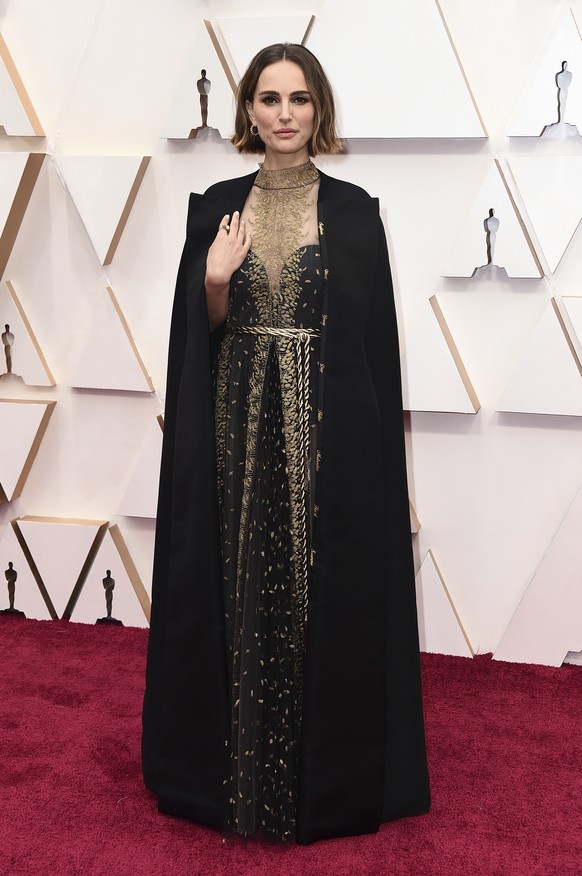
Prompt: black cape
<box><xmin>142</xmin><ymin>169</ymin><xmax>430</xmax><ymax>845</ymax></box>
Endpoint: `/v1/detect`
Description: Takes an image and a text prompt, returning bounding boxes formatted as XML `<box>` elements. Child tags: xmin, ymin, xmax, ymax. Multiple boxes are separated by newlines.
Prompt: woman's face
<box><xmin>246</xmin><ymin>60</ymin><xmax>315</xmax><ymax>167</ymax></box>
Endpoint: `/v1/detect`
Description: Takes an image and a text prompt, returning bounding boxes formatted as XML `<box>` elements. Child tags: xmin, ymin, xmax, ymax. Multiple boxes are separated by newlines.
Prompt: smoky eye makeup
<box><xmin>257</xmin><ymin>91</ymin><xmax>312</xmax><ymax>105</ymax></box>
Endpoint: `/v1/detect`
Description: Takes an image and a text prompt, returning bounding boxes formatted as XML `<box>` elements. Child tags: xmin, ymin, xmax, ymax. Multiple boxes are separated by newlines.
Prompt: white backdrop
<box><xmin>1</xmin><ymin>0</ymin><xmax>582</xmax><ymax>664</ymax></box>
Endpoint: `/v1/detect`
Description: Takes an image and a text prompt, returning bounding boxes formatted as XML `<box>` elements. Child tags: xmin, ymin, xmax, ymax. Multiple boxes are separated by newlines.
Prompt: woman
<box><xmin>142</xmin><ymin>43</ymin><xmax>430</xmax><ymax>845</ymax></box>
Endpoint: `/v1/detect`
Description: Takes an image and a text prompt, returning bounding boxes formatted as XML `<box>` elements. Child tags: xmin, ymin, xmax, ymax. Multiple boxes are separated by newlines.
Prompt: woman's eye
<box><xmin>293</xmin><ymin>96</ymin><xmax>310</xmax><ymax>105</ymax></box>
<box><xmin>261</xmin><ymin>96</ymin><xmax>278</xmax><ymax>105</ymax></box>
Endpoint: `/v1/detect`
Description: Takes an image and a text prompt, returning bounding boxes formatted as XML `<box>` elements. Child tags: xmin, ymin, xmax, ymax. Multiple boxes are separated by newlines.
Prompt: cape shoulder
<box><xmin>203</xmin><ymin>171</ymin><xmax>258</xmax><ymax>200</ymax></box>
<box><xmin>184</xmin><ymin>167</ymin><xmax>381</xmax><ymax>246</ymax></box>
<box><xmin>317</xmin><ymin>170</ymin><xmax>373</xmax><ymax>203</ymax></box>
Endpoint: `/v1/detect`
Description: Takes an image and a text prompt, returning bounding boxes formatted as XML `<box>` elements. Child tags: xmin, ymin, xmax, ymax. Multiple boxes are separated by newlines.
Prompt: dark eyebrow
<box><xmin>257</xmin><ymin>90</ymin><xmax>311</xmax><ymax>97</ymax></box>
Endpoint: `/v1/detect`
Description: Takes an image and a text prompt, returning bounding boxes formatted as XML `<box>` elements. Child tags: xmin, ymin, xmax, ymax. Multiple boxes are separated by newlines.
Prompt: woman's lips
<box><xmin>275</xmin><ymin>130</ymin><xmax>297</xmax><ymax>137</ymax></box>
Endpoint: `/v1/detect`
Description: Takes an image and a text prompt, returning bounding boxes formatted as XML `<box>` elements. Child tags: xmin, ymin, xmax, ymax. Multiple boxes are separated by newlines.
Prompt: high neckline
<box><xmin>254</xmin><ymin>160</ymin><xmax>319</xmax><ymax>191</ymax></box>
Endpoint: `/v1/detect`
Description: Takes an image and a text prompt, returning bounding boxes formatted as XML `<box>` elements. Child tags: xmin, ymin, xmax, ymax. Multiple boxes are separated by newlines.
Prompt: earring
<box><xmin>249</xmin><ymin>123</ymin><xmax>258</xmax><ymax>136</ymax></box>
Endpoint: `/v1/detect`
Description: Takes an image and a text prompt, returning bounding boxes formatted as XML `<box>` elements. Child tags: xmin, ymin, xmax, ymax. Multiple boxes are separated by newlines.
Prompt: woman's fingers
<box><xmin>232</xmin><ymin>212</ymin><xmax>249</xmax><ymax>243</ymax></box>
<box><xmin>206</xmin><ymin>208</ymin><xmax>252</xmax><ymax>289</ymax></box>
<box><xmin>217</xmin><ymin>212</ymin><xmax>247</xmax><ymax>243</ymax></box>
<box><xmin>223</xmin><ymin>211</ymin><xmax>251</xmax><ymax>248</ymax></box>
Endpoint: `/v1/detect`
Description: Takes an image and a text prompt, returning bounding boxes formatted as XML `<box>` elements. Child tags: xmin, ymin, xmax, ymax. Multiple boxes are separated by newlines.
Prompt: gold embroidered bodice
<box><xmin>215</xmin><ymin>159</ymin><xmax>323</xmax><ymax>842</ymax></box>
<box><xmin>238</xmin><ymin>159</ymin><xmax>320</xmax><ymax>325</ymax></box>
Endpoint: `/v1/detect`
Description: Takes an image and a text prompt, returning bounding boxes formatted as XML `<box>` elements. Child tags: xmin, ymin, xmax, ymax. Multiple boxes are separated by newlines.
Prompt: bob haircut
<box><xmin>232</xmin><ymin>43</ymin><xmax>343</xmax><ymax>156</ymax></box>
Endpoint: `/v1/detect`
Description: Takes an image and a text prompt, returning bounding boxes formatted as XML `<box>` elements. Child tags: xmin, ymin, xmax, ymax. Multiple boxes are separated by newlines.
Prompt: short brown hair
<box><xmin>231</xmin><ymin>43</ymin><xmax>342</xmax><ymax>156</ymax></box>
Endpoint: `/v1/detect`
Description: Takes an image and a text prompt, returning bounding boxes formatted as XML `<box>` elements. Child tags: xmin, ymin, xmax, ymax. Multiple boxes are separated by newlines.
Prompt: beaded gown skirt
<box><xmin>213</xmin><ymin>243</ymin><xmax>323</xmax><ymax>841</ymax></box>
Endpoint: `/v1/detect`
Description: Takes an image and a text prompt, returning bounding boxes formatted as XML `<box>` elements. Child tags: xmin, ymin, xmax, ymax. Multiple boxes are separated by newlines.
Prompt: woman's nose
<box><xmin>279</xmin><ymin>101</ymin><xmax>292</xmax><ymax>121</ymax></box>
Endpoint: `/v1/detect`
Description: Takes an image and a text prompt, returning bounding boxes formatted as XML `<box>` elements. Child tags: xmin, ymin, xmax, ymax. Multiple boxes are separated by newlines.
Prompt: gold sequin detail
<box><xmin>213</xmin><ymin>161</ymin><xmax>323</xmax><ymax>842</ymax></box>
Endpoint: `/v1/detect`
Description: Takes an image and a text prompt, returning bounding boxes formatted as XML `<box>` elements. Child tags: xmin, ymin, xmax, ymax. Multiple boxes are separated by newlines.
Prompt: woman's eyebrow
<box><xmin>257</xmin><ymin>89</ymin><xmax>311</xmax><ymax>96</ymax></box>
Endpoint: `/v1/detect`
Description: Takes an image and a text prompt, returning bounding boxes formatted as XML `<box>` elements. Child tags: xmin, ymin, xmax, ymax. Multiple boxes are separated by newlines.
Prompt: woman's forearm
<box><xmin>205</xmin><ymin>278</ymin><xmax>230</xmax><ymax>331</ymax></box>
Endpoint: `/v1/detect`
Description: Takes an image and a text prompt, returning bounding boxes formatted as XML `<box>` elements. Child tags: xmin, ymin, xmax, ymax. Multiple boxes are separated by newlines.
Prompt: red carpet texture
<box><xmin>0</xmin><ymin>618</ymin><xmax>581</xmax><ymax>876</ymax></box>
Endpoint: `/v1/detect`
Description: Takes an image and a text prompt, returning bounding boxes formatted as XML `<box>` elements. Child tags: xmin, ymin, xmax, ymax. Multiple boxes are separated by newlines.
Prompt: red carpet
<box><xmin>1</xmin><ymin>618</ymin><xmax>581</xmax><ymax>875</ymax></box>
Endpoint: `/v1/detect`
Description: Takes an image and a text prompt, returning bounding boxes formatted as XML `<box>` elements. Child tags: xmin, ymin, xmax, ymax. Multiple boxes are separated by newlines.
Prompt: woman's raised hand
<box><xmin>205</xmin><ymin>212</ymin><xmax>252</xmax><ymax>330</ymax></box>
<box><xmin>205</xmin><ymin>212</ymin><xmax>252</xmax><ymax>290</ymax></box>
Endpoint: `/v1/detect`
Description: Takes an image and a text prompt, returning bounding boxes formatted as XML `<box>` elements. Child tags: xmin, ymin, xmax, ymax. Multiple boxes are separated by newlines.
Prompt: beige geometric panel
<box><xmin>213</xmin><ymin>15</ymin><xmax>314</xmax><ymax>82</ymax></box>
<box><xmin>12</xmin><ymin>516</ymin><xmax>108</xmax><ymax>619</ymax></box>
<box><xmin>561</xmin><ymin>297</ymin><xmax>582</xmax><ymax>361</ymax></box>
<box><xmin>55</xmin><ymin>155</ymin><xmax>150</xmax><ymax>265</ymax></box>
<box><xmin>0</xmin><ymin>281</ymin><xmax>55</xmax><ymax>386</ymax></box>
<box><xmin>410</xmin><ymin>501</ymin><xmax>420</xmax><ymax>534</ymax></box>
<box><xmin>0</xmin><ymin>523</ymin><xmax>53</xmax><ymax>619</ymax></box>
<box><xmin>70</xmin><ymin>286</ymin><xmax>154</xmax><ymax>393</ymax></box>
<box><xmin>442</xmin><ymin>161</ymin><xmax>542</xmax><ymax>278</ymax></box>
<box><xmin>402</xmin><ymin>296</ymin><xmax>480</xmax><ymax>414</ymax></box>
<box><xmin>69</xmin><ymin>525</ymin><xmax>149</xmax><ymax>627</ymax></box>
<box><xmin>117</xmin><ymin>415</ymin><xmax>163</xmax><ymax>519</ymax></box>
<box><xmin>415</xmin><ymin>550</ymin><xmax>473</xmax><ymax>657</ymax></box>
<box><xmin>497</xmin><ymin>298</ymin><xmax>582</xmax><ymax>417</ymax></box>
<box><xmin>109</xmin><ymin>520</ymin><xmax>155</xmax><ymax>607</ymax></box>
<box><xmin>508</xmin><ymin>156</ymin><xmax>582</xmax><ymax>274</ymax></box>
<box><xmin>306</xmin><ymin>0</ymin><xmax>485</xmax><ymax>138</ymax></box>
<box><xmin>494</xmin><ymin>481</ymin><xmax>582</xmax><ymax>666</ymax></box>
<box><xmin>161</xmin><ymin>21</ymin><xmax>234</xmax><ymax>140</ymax></box>
<box><xmin>508</xmin><ymin>9</ymin><xmax>582</xmax><ymax>137</ymax></box>
<box><xmin>0</xmin><ymin>400</ymin><xmax>55</xmax><ymax>503</ymax></box>
<box><xmin>109</xmin><ymin>524</ymin><xmax>150</xmax><ymax>622</ymax></box>
<box><xmin>0</xmin><ymin>154</ymin><xmax>27</xmax><ymax>236</ymax></box>
<box><xmin>0</xmin><ymin>33</ymin><xmax>44</xmax><ymax>136</ymax></box>
<box><xmin>0</xmin><ymin>152</ymin><xmax>45</xmax><ymax>279</ymax></box>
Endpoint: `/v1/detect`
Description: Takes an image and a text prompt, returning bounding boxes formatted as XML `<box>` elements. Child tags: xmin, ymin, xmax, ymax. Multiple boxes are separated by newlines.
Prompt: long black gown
<box><xmin>142</xmin><ymin>163</ymin><xmax>430</xmax><ymax>845</ymax></box>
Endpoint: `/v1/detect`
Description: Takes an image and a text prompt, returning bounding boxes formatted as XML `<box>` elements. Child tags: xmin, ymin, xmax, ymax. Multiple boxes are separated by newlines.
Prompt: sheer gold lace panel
<box><xmin>240</xmin><ymin>160</ymin><xmax>320</xmax><ymax>325</ymax></box>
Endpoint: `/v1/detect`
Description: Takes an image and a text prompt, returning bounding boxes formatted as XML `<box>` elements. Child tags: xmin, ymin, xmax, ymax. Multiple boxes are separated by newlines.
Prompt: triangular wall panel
<box><xmin>410</xmin><ymin>501</ymin><xmax>420</xmax><ymax>534</ymax></box>
<box><xmin>561</xmin><ymin>297</ymin><xmax>582</xmax><ymax>361</ymax></box>
<box><xmin>307</xmin><ymin>0</ymin><xmax>485</xmax><ymax>137</ymax></box>
<box><xmin>508</xmin><ymin>9</ymin><xmax>582</xmax><ymax>137</ymax></box>
<box><xmin>12</xmin><ymin>516</ymin><xmax>108</xmax><ymax>619</ymax></box>
<box><xmin>497</xmin><ymin>298</ymin><xmax>582</xmax><ymax>416</ymax></box>
<box><xmin>117</xmin><ymin>416</ymin><xmax>163</xmax><ymax>518</ymax></box>
<box><xmin>0</xmin><ymin>152</ymin><xmax>45</xmax><ymax>279</ymax></box>
<box><xmin>494</xmin><ymin>481</ymin><xmax>582</xmax><ymax>666</ymax></box>
<box><xmin>508</xmin><ymin>156</ymin><xmax>582</xmax><ymax>273</ymax></box>
<box><xmin>415</xmin><ymin>550</ymin><xmax>473</xmax><ymax>657</ymax></box>
<box><xmin>402</xmin><ymin>296</ymin><xmax>480</xmax><ymax>414</ymax></box>
<box><xmin>69</xmin><ymin>525</ymin><xmax>150</xmax><ymax>627</ymax></box>
<box><xmin>0</xmin><ymin>153</ymin><xmax>28</xmax><ymax>236</ymax></box>
<box><xmin>70</xmin><ymin>286</ymin><xmax>154</xmax><ymax>392</ymax></box>
<box><xmin>213</xmin><ymin>15</ymin><xmax>314</xmax><ymax>81</ymax></box>
<box><xmin>0</xmin><ymin>34</ymin><xmax>44</xmax><ymax>136</ymax></box>
<box><xmin>442</xmin><ymin>161</ymin><xmax>542</xmax><ymax>278</ymax></box>
<box><xmin>0</xmin><ymin>523</ymin><xmax>53</xmax><ymax>619</ymax></box>
<box><xmin>0</xmin><ymin>281</ymin><xmax>55</xmax><ymax>385</ymax></box>
<box><xmin>56</xmin><ymin>156</ymin><xmax>150</xmax><ymax>265</ymax></box>
<box><xmin>0</xmin><ymin>400</ymin><xmax>56</xmax><ymax>504</ymax></box>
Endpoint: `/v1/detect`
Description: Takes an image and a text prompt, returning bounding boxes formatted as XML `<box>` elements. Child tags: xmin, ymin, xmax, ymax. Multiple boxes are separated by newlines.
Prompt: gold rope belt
<box><xmin>227</xmin><ymin>323</ymin><xmax>320</xmax><ymax>631</ymax></box>
<box><xmin>227</xmin><ymin>325</ymin><xmax>320</xmax><ymax>340</ymax></box>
